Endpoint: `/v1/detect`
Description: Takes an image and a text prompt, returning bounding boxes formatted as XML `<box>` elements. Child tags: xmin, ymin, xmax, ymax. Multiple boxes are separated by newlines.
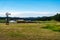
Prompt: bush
<box><xmin>0</xmin><ymin>20</ymin><xmax>6</xmax><ymax>23</ymax></box>
<box><xmin>16</xmin><ymin>20</ymin><xmax>26</xmax><ymax>23</ymax></box>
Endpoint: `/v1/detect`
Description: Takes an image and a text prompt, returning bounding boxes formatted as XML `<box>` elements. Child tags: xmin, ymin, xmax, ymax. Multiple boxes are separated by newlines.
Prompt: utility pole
<box><xmin>6</xmin><ymin>12</ymin><xmax>11</xmax><ymax>25</ymax></box>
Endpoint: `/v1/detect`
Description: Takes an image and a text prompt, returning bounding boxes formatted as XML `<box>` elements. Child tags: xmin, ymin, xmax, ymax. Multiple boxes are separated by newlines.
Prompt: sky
<box><xmin>0</xmin><ymin>0</ymin><xmax>60</xmax><ymax>17</ymax></box>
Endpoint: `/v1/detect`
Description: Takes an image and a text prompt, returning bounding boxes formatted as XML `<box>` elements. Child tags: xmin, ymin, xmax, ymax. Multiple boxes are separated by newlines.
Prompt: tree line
<box><xmin>0</xmin><ymin>13</ymin><xmax>60</xmax><ymax>23</ymax></box>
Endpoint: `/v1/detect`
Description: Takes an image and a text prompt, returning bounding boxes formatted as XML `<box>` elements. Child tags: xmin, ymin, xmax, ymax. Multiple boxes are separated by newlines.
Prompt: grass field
<box><xmin>0</xmin><ymin>21</ymin><xmax>60</xmax><ymax>40</ymax></box>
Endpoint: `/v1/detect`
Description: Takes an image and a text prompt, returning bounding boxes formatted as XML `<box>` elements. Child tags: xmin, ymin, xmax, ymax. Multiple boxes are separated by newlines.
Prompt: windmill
<box><xmin>6</xmin><ymin>12</ymin><xmax>11</xmax><ymax>25</ymax></box>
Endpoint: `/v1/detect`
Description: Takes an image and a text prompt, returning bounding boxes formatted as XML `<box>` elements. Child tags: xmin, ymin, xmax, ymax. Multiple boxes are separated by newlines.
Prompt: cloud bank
<box><xmin>0</xmin><ymin>11</ymin><xmax>58</xmax><ymax>17</ymax></box>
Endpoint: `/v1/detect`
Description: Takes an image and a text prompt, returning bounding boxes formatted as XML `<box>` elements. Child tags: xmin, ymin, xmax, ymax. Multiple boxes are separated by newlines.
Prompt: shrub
<box><xmin>0</xmin><ymin>20</ymin><xmax>6</xmax><ymax>23</ymax></box>
<box><xmin>16</xmin><ymin>20</ymin><xmax>26</xmax><ymax>23</ymax></box>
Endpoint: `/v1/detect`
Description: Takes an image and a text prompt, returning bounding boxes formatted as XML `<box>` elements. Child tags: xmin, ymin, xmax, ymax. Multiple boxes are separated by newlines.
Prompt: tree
<box><xmin>53</xmin><ymin>13</ymin><xmax>60</xmax><ymax>21</ymax></box>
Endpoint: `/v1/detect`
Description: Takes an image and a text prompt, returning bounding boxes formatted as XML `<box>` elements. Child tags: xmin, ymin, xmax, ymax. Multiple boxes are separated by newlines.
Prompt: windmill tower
<box><xmin>6</xmin><ymin>12</ymin><xmax>11</xmax><ymax>25</ymax></box>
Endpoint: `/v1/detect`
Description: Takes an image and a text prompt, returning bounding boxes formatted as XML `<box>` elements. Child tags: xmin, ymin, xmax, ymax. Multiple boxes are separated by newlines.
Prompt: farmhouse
<box><xmin>9</xmin><ymin>20</ymin><xmax>16</xmax><ymax>23</ymax></box>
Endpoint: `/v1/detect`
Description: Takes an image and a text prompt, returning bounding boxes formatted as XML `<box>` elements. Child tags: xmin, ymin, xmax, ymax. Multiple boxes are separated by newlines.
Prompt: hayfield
<box><xmin>0</xmin><ymin>21</ymin><xmax>60</xmax><ymax>40</ymax></box>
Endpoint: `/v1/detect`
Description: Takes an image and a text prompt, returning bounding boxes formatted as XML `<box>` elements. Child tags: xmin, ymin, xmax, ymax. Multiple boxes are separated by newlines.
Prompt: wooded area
<box><xmin>0</xmin><ymin>13</ymin><xmax>60</xmax><ymax>23</ymax></box>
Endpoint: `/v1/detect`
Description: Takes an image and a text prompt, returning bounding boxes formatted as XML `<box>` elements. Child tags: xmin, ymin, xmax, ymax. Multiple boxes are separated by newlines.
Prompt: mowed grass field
<box><xmin>0</xmin><ymin>21</ymin><xmax>60</xmax><ymax>40</ymax></box>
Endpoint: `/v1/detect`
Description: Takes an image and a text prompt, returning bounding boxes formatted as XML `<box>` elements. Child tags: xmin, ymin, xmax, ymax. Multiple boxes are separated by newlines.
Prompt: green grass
<box><xmin>0</xmin><ymin>21</ymin><xmax>60</xmax><ymax>40</ymax></box>
<box><xmin>42</xmin><ymin>25</ymin><xmax>60</xmax><ymax>32</ymax></box>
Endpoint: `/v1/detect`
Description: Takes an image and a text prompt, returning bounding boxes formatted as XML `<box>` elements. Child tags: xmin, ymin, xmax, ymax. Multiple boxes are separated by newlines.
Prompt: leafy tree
<box><xmin>53</xmin><ymin>13</ymin><xmax>60</xmax><ymax>21</ymax></box>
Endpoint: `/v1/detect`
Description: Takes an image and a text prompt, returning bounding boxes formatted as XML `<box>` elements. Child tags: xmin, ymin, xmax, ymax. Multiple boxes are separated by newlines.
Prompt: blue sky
<box><xmin>0</xmin><ymin>0</ymin><xmax>60</xmax><ymax>17</ymax></box>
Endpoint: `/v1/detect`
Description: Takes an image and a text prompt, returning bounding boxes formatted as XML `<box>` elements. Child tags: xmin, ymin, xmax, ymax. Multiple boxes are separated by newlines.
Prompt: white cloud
<box><xmin>0</xmin><ymin>11</ymin><xmax>58</xmax><ymax>17</ymax></box>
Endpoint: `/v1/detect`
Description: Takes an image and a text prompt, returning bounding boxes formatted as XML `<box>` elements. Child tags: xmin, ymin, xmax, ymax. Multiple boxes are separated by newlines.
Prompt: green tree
<box><xmin>53</xmin><ymin>13</ymin><xmax>60</xmax><ymax>21</ymax></box>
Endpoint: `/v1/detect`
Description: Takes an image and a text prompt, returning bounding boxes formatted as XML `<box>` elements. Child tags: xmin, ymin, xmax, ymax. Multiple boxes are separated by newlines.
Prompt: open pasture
<box><xmin>0</xmin><ymin>21</ymin><xmax>60</xmax><ymax>40</ymax></box>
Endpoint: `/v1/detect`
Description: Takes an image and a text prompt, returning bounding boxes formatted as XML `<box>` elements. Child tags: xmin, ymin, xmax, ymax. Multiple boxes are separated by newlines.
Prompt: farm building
<box><xmin>9</xmin><ymin>20</ymin><xmax>16</xmax><ymax>23</ymax></box>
